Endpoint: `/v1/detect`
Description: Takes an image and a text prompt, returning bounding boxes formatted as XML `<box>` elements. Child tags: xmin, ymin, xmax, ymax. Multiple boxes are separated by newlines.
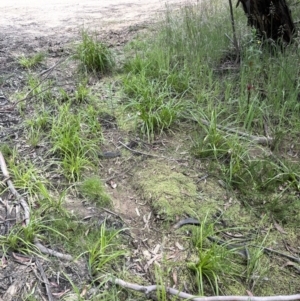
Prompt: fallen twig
<box><xmin>112</xmin><ymin>277</ymin><xmax>300</xmax><ymax>301</ymax></box>
<box><xmin>34</xmin><ymin>238</ymin><xmax>73</xmax><ymax>261</ymax></box>
<box><xmin>200</xmin><ymin>119</ymin><xmax>273</xmax><ymax>146</ymax></box>
<box><xmin>0</xmin><ymin>151</ymin><xmax>73</xmax><ymax>261</ymax></box>
<box><xmin>0</xmin><ymin>152</ymin><xmax>30</xmax><ymax>225</ymax></box>
<box><xmin>35</xmin><ymin>259</ymin><xmax>54</xmax><ymax>301</ymax></box>
<box><xmin>119</xmin><ymin>141</ymin><xmax>164</xmax><ymax>158</ymax></box>
<box><xmin>12</xmin><ymin>56</ymin><xmax>70</xmax><ymax>108</ymax></box>
<box><xmin>259</xmin><ymin>246</ymin><xmax>300</xmax><ymax>264</ymax></box>
<box><xmin>39</xmin><ymin>56</ymin><xmax>70</xmax><ymax>77</ymax></box>
<box><xmin>118</xmin><ymin>141</ymin><xmax>186</xmax><ymax>162</ymax></box>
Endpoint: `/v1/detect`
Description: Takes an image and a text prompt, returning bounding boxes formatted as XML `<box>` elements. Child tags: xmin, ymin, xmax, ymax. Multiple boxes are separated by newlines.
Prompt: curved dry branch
<box><xmin>0</xmin><ymin>152</ymin><xmax>30</xmax><ymax>225</ymax></box>
<box><xmin>0</xmin><ymin>151</ymin><xmax>73</xmax><ymax>261</ymax></box>
<box><xmin>200</xmin><ymin>119</ymin><xmax>272</xmax><ymax>146</ymax></box>
<box><xmin>112</xmin><ymin>277</ymin><xmax>300</xmax><ymax>301</ymax></box>
<box><xmin>34</xmin><ymin>239</ymin><xmax>73</xmax><ymax>261</ymax></box>
<box><xmin>35</xmin><ymin>259</ymin><xmax>54</xmax><ymax>301</ymax></box>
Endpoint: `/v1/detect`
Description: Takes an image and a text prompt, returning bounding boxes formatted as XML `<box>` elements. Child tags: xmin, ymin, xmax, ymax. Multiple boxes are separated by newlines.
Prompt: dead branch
<box><xmin>35</xmin><ymin>259</ymin><xmax>54</xmax><ymax>301</ymax></box>
<box><xmin>34</xmin><ymin>239</ymin><xmax>73</xmax><ymax>261</ymax></box>
<box><xmin>38</xmin><ymin>56</ymin><xmax>70</xmax><ymax>77</ymax></box>
<box><xmin>228</xmin><ymin>0</ymin><xmax>240</xmax><ymax>62</ymax></box>
<box><xmin>112</xmin><ymin>277</ymin><xmax>300</xmax><ymax>301</ymax></box>
<box><xmin>118</xmin><ymin>141</ymin><xmax>165</xmax><ymax>158</ymax></box>
<box><xmin>118</xmin><ymin>141</ymin><xmax>187</xmax><ymax>162</ymax></box>
<box><xmin>259</xmin><ymin>246</ymin><xmax>300</xmax><ymax>263</ymax></box>
<box><xmin>0</xmin><ymin>151</ymin><xmax>73</xmax><ymax>261</ymax></box>
<box><xmin>0</xmin><ymin>152</ymin><xmax>30</xmax><ymax>225</ymax></box>
<box><xmin>200</xmin><ymin>119</ymin><xmax>273</xmax><ymax>145</ymax></box>
<box><xmin>12</xmin><ymin>56</ymin><xmax>70</xmax><ymax>108</ymax></box>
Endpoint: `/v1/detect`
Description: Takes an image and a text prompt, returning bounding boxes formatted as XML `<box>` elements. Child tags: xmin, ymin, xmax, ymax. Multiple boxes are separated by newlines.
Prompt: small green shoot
<box><xmin>87</xmin><ymin>223</ymin><xmax>127</xmax><ymax>276</ymax></box>
<box><xmin>79</xmin><ymin>176</ymin><xmax>111</xmax><ymax>207</ymax></box>
<box><xmin>26</xmin><ymin>75</ymin><xmax>53</xmax><ymax>102</ymax></box>
<box><xmin>18</xmin><ymin>52</ymin><xmax>45</xmax><ymax>69</ymax></box>
<box><xmin>74</xmin><ymin>81</ymin><xmax>90</xmax><ymax>102</ymax></box>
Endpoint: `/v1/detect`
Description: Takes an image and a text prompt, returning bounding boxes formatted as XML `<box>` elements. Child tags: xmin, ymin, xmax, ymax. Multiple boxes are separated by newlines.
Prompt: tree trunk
<box><xmin>237</xmin><ymin>0</ymin><xmax>295</xmax><ymax>43</ymax></box>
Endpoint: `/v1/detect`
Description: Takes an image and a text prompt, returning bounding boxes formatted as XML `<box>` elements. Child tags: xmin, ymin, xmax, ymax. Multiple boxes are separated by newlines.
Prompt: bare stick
<box><xmin>200</xmin><ymin>119</ymin><xmax>273</xmax><ymax>145</ymax></box>
<box><xmin>34</xmin><ymin>239</ymin><xmax>73</xmax><ymax>261</ymax></box>
<box><xmin>119</xmin><ymin>141</ymin><xmax>164</xmax><ymax>158</ymax></box>
<box><xmin>39</xmin><ymin>56</ymin><xmax>70</xmax><ymax>77</ymax></box>
<box><xmin>12</xmin><ymin>56</ymin><xmax>69</xmax><ymax>108</ymax></box>
<box><xmin>118</xmin><ymin>141</ymin><xmax>185</xmax><ymax>162</ymax></box>
<box><xmin>35</xmin><ymin>259</ymin><xmax>54</xmax><ymax>301</ymax></box>
<box><xmin>259</xmin><ymin>246</ymin><xmax>300</xmax><ymax>264</ymax></box>
<box><xmin>0</xmin><ymin>152</ymin><xmax>30</xmax><ymax>225</ymax></box>
<box><xmin>112</xmin><ymin>277</ymin><xmax>300</xmax><ymax>301</ymax></box>
<box><xmin>0</xmin><ymin>151</ymin><xmax>73</xmax><ymax>261</ymax></box>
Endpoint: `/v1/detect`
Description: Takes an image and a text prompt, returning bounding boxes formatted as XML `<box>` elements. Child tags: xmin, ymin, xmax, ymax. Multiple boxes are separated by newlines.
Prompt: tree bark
<box><xmin>236</xmin><ymin>0</ymin><xmax>295</xmax><ymax>43</ymax></box>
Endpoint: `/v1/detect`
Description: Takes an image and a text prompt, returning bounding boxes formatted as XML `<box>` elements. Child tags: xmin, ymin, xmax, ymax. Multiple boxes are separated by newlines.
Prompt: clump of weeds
<box><xmin>17</xmin><ymin>52</ymin><xmax>45</xmax><ymax>69</ymax></box>
<box><xmin>75</xmin><ymin>30</ymin><xmax>115</xmax><ymax>73</ymax></box>
<box><xmin>78</xmin><ymin>176</ymin><xmax>111</xmax><ymax>207</ymax></box>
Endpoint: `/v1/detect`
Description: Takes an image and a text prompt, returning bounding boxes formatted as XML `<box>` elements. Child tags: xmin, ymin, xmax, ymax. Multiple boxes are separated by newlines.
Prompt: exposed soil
<box><xmin>1</xmin><ymin>1</ymin><xmax>300</xmax><ymax>300</ymax></box>
<box><xmin>1</xmin><ymin>0</ymin><xmax>185</xmax><ymax>39</ymax></box>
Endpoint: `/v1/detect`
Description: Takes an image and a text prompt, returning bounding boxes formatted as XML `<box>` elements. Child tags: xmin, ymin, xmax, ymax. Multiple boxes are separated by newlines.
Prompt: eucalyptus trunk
<box><xmin>237</xmin><ymin>0</ymin><xmax>295</xmax><ymax>43</ymax></box>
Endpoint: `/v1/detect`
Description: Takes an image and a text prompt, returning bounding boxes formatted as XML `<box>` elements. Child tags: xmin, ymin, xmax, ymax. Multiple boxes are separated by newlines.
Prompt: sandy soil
<box><xmin>1</xmin><ymin>0</ymin><xmax>188</xmax><ymax>38</ymax></box>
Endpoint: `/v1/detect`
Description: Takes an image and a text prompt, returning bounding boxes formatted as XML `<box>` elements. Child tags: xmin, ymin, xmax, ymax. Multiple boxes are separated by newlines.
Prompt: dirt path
<box><xmin>1</xmin><ymin>0</ymin><xmax>186</xmax><ymax>38</ymax></box>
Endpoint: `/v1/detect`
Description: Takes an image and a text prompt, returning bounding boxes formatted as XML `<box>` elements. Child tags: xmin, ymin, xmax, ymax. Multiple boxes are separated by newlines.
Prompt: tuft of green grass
<box><xmin>121</xmin><ymin>2</ymin><xmax>234</xmax><ymax>140</ymax></box>
<box><xmin>26</xmin><ymin>75</ymin><xmax>53</xmax><ymax>102</ymax></box>
<box><xmin>79</xmin><ymin>176</ymin><xmax>111</xmax><ymax>207</ymax></box>
<box><xmin>122</xmin><ymin>72</ymin><xmax>183</xmax><ymax>141</ymax></box>
<box><xmin>188</xmin><ymin>215</ymin><xmax>238</xmax><ymax>296</ymax></box>
<box><xmin>18</xmin><ymin>52</ymin><xmax>45</xmax><ymax>69</ymax></box>
<box><xmin>49</xmin><ymin>102</ymin><xmax>103</xmax><ymax>181</ymax></box>
<box><xmin>87</xmin><ymin>223</ymin><xmax>127</xmax><ymax>276</ymax></box>
<box><xmin>0</xmin><ymin>214</ymin><xmax>67</xmax><ymax>258</ymax></box>
<box><xmin>75</xmin><ymin>30</ymin><xmax>115</xmax><ymax>73</ymax></box>
<box><xmin>0</xmin><ymin>144</ymin><xmax>13</xmax><ymax>157</ymax></box>
<box><xmin>8</xmin><ymin>152</ymin><xmax>49</xmax><ymax>199</ymax></box>
<box><xmin>74</xmin><ymin>81</ymin><xmax>90</xmax><ymax>102</ymax></box>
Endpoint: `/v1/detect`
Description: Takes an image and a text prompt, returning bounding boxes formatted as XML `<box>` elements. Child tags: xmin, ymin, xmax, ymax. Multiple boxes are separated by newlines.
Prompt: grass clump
<box><xmin>123</xmin><ymin>73</ymin><xmax>182</xmax><ymax>140</ymax></box>
<box><xmin>87</xmin><ymin>223</ymin><xmax>127</xmax><ymax>276</ymax></box>
<box><xmin>75</xmin><ymin>30</ymin><xmax>115</xmax><ymax>73</ymax></box>
<box><xmin>18</xmin><ymin>52</ymin><xmax>45</xmax><ymax>69</ymax></box>
<box><xmin>8</xmin><ymin>153</ymin><xmax>49</xmax><ymax>199</ymax></box>
<box><xmin>79</xmin><ymin>176</ymin><xmax>111</xmax><ymax>207</ymax></box>
<box><xmin>74</xmin><ymin>81</ymin><xmax>91</xmax><ymax>102</ymax></box>
<box><xmin>121</xmin><ymin>2</ymin><xmax>233</xmax><ymax>140</ymax></box>
<box><xmin>49</xmin><ymin>102</ymin><xmax>103</xmax><ymax>181</ymax></box>
<box><xmin>187</xmin><ymin>215</ymin><xmax>238</xmax><ymax>296</ymax></box>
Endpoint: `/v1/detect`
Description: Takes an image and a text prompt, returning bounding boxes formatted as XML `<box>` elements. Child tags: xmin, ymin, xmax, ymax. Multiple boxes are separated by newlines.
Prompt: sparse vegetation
<box><xmin>79</xmin><ymin>176</ymin><xmax>111</xmax><ymax>206</ymax></box>
<box><xmin>1</xmin><ymin>0</ymin><xmax>300</xmax><ymax>300</ymax></box>
<box><xmin>17</xmin><ymin>52</ymin><xmax>45</xmax><ymax>69</ymax></box>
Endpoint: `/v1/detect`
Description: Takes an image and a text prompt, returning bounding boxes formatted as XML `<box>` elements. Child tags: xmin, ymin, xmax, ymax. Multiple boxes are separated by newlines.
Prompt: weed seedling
<box><xmin>79</xmin><ymin>176</ymin><xmax>111</xmax><ymax>206</ymax></box>
<box><xmin>18</xmin><ymin>52</ymin><xmax>45</xmax><ymax>69</ymax></box>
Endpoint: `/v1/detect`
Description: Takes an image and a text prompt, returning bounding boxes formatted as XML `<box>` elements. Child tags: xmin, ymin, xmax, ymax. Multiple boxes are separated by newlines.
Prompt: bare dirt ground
<box><xmin>1</xmin><ymin>0</ymin><xmax>185</xmax><ymax>36</ymax></box>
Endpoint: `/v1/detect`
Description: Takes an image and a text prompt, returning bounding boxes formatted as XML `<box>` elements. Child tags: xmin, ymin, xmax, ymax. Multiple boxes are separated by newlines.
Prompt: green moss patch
<box><xmin>133</xmin><ymin>160</ymin><xmax>198</xmax><ymax>220</ymax></box>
